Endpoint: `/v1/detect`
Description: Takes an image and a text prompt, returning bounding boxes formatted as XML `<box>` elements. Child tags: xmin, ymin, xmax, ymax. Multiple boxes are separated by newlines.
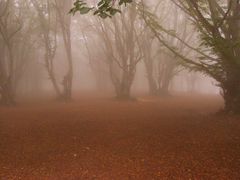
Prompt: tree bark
<box><xmin>221</xmin><ymin>68</ymin><xmax>240</xmax><ymax>114</ymax></box>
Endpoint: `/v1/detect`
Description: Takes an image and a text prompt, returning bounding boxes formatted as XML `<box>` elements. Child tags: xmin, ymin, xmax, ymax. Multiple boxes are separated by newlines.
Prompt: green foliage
<box><xmin>70</xmin><ymin>0</ymin><xmax>132</xmax><ymax>18</ymax></box>
<box><xmin>69</xmin><ymin>0</ymin><xmax>93</xmax><ymax>15</ymax></box>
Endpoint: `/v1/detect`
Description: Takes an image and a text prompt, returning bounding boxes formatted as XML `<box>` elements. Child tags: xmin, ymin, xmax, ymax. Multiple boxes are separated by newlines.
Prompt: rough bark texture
<box><xmin>221</xmin><ymin>68</ymin><xmax>240</xmax><ymax>114</ymax></box>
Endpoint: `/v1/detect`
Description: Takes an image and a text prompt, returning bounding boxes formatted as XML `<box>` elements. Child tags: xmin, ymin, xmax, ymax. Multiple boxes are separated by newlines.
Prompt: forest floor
<box><xmin>0</xmin><ymin>94</ymin><xmax>240</xmax><ymax>179</ymax></box>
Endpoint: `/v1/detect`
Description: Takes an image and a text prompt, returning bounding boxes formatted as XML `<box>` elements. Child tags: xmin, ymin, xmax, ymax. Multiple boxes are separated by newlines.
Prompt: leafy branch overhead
<box><xmin>70</xmin><ymin>0</ymin><xmax>132</xmax><ymax>18</ymax></box>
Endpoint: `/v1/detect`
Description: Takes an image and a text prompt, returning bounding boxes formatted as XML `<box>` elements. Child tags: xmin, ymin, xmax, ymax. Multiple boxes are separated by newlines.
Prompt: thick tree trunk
<box><xmin>114</xmin><ymin>73</ymin><xmax>133</xmax><ymax>100</ymax></box>
<box><xmin>146</xmin><ymin>69</ymin><xmax>158</xmax><ymax>95</ymax></box>
<box><xmin>116</xmin><ymin>83</ymin><xmax>131</xmax><ymax>100</ymax></box>
<box><xmin>158</xmin><ymin>76</ymin><xmax>171</xmax><ymax>96</ymax></box>
<box><xmin>223</xmin><ymin>91</ymin><xmax>240</xmax><ymax>114</ymax></box>
<box><xmin>0</xmin><ymin>78</ymin><xmax>15</xmax><ymax>106</ymax></box>
<box><xmin>48</xmin><ymin>72</ymin><xmax>61</xmax><ymax>99</ymax></box>
<box><xmin>222</xmin><ymin>80</ymin><xmax>240</xmax><ymax>114</ymax></box>
<box><xmin>220</xmin><ymin>66</ymin><xmax>240</xmax><ymax>114</ymax></box>
<box><xmin>60</xmin><ymin>74</ymin><xmax>72</xmax><ymax>102</ymax></box>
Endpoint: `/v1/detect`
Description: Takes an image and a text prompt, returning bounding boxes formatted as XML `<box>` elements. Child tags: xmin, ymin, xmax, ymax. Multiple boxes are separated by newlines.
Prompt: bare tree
<box><xmin>0</xmin><ymin>0</ymin><xmax>22</xmax><ymax>105</ymax></box>
<box><xmin>140</xmin><ymin>1</ymin><xmax>193</xmax><ymax>96</ymax></box>
<box><xmin>54</xmin><ymin>0</ymin><xmax>73</xmax><ymax>101</ymax></box>
<box><xmin>94</xmin><ymin>5</ymin><xmax>142</xmax><ymax>99</ymax></box>
<box><xmin>31</xmin><ymin>0</ymin><xmax>61</xmax><ymax>98</ymax></box>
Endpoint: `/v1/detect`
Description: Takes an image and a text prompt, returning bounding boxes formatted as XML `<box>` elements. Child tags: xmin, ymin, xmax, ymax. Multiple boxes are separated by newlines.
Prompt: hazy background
<box><xmin>0</xmin><ymin>0</ymin><xmax>220</xmax><ymax>102</ymax></box>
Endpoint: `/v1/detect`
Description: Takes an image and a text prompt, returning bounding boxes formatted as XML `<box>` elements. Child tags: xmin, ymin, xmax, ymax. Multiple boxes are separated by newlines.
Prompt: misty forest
<box><xmin>0</xmin><ymin>0</ymin><xmax>240</xmax><ymax>179</ymax></box>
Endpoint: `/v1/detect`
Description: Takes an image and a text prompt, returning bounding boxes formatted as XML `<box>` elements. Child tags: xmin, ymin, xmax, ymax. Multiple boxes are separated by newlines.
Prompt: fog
<box><xmin>0</xmin><ymin>0</ymin><xmax>220</xmax><ymax>102</ymax></box>
<box><xmin>1</xmin><ymin>0</ymin><xmax>240</xmax><ymax>179</ymax></box>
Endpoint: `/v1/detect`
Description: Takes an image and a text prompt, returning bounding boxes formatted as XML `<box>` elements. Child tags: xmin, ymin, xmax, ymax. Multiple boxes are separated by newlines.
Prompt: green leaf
<box><xmin>80</xmin><ymin>7</ymin><xmax>93</xmax><ymax>14</ymax></box>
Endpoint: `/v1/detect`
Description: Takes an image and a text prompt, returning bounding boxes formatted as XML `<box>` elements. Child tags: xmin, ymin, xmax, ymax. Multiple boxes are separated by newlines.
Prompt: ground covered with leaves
<box><xmin>0</xmin><ymin>94</ymin><xmax>240</xmax><ymax>179</ymax></box>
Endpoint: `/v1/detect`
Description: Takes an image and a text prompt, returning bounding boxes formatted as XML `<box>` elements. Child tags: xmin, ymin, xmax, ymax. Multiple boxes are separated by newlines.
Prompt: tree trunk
<box><xmin>148</xmin><ymin>78</ymin><xmax>158</xmax><ymax>95</ymax></box>
<box><xmin>56</xmin><ymin>0</ymin><xmax>73</xmax><ymax>102</ymax></box>
<box><xmin>146</xmin><ymin>67</ymin><xmax>158</xmax><ymax>95</ymax></box>
<box><xmin>0</xmin><ymin>78</ymin><xmax>15</xmax><ymax>106</ymax></box>
<box><xmin>220</xmin><ymin>66</ymin><xmax>240</xmax><ymax>114</ymax></box>
<box><xmin>158</xmin><ymin>74</ymin><xmax>171</xmax><ymax>96</ymax></box>
<box><xmin>222</xmin><ymin>79</ymin><xmax>240</xmax><ymax>114</ymax></box>
<box><xmin>60</xmin><ymin>74</ymin><xmax>72</xmax><ymax>102</ymax></box>
<box><xmin>116</xmin><ymin>83</ymin><xmax>131</xmax><ymax>100</ymax></box>
<box><xmin>114</xmin><ymin>73</ymin><xmax>133</xmax><ymax>100</ymax></box>
<box><xmin>48</xmin><ymin>72</ymin><xmax>61</xmax><ymax>99</ymax></box>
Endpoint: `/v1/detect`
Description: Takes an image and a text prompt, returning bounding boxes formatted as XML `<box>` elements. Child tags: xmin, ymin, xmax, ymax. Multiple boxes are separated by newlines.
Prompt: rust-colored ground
<box><xmin>0</xmin><ymin>94</ymin><xmax>240</xmax><ymax>179</ymax></box>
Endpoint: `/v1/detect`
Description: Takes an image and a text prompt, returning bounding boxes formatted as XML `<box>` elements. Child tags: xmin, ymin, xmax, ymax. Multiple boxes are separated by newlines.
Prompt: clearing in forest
<box><xmin>0</xmin><ymin>94</ymin><xmax>240</xmax><ymax>179</ymax></box>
